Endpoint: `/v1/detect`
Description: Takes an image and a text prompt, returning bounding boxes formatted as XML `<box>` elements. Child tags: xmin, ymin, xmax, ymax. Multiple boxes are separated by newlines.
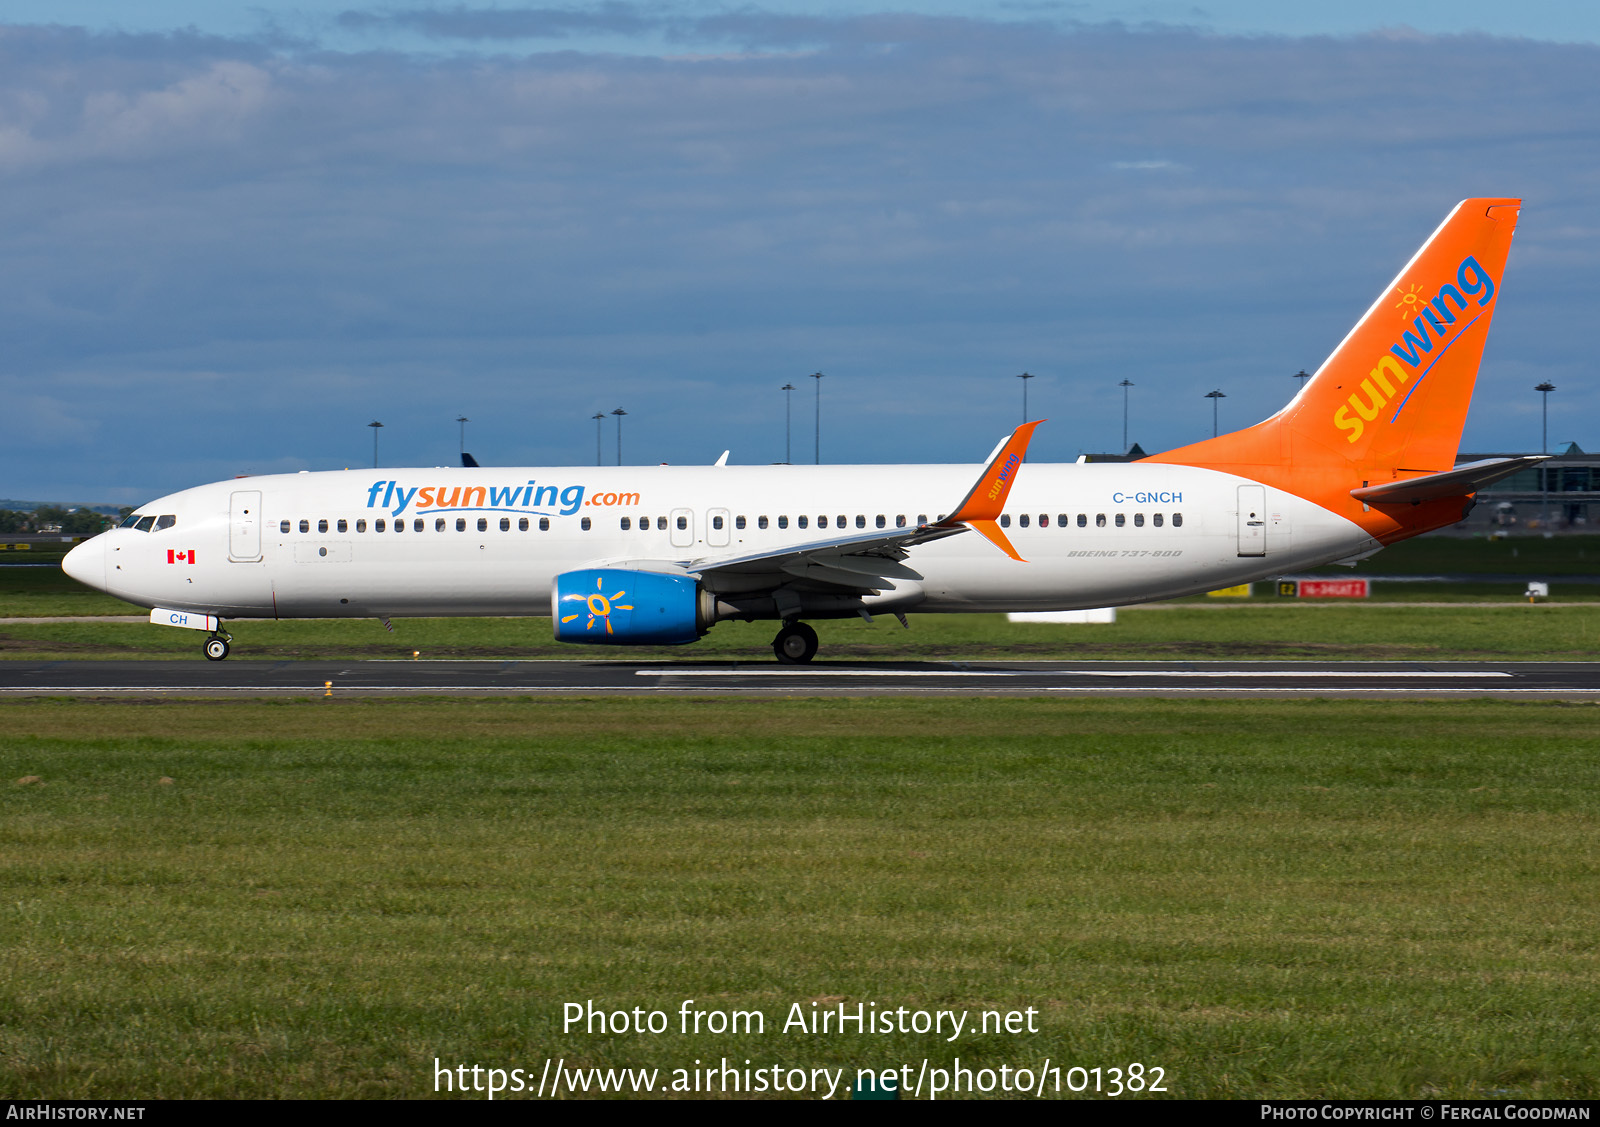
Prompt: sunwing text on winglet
<box><xmin>939</xmin><ymin>419</ymin><xmax>1044</xmax><ymax>561</ymax></box>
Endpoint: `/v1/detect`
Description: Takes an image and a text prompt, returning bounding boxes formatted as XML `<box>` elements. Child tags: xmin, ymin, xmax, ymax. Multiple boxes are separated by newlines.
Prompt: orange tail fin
<box><xmin>1144</xmin><ymin>198</ymin><xmax>1520</xmax><ymax>538</ymax></box>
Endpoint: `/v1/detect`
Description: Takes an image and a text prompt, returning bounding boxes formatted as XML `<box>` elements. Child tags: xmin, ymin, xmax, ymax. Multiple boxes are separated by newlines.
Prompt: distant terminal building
<box><xmin>1455</xmin><ymin>443</ymin><xmax>1597</xmax><ymax>533</ymax></box>
<box><xmin>1080</xmin><ymin>443</ymin><xmax>1148</xmax><ymax>464</ymax></box>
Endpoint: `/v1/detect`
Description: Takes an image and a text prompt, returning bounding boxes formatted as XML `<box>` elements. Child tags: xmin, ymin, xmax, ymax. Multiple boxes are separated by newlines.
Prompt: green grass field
<box><xmin>3</xmin><ymin>697</ymin><xmax>1598</xmax><ymax>1099</ymax></box>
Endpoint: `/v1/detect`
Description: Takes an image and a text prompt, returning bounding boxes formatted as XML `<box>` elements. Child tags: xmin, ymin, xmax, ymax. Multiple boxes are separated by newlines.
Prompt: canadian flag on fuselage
<box><xmin>1144</xmin><ymin>197</ymin><xmax>1520</xmax><ymax>543</ymax></box>
<box><xmin>167</xmin><ymin>549</ymin><xmax>196</xmax><ymax>564</ymax></box>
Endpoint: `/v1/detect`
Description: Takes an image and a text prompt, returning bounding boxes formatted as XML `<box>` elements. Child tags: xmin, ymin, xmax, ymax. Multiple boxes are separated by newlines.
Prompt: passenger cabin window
<box><xmin>581</xmin><ymin>517</ymin><xmax>591</xmax><ymax>531</ymax></box>
<box><xmin>1018</xmin><ymin>514</ymin><xmax>1029</xmax><ymax>528</ymax></box>
<box><xmin>735</xmin><ymin>516</ymin><xmax>746</xmax><ymax>530</ymax></box>
<box><xmin>917</xmin><ymin>514</ymin><xmax>928</xmax><ymax>525</ymax></box>
<box><xmin>1078</xmin><ymin>514</ymin><xmax>1088</xmax><ymax>528</ymax></box>
<box><xmin>337</xmin><ymin>519</ymin><xmax>348</xmax><ymax>533</ymax></box>
<box><xmin>712</xmin><ymin>515</ymin><xmax>723</xmax><ymax>530</ymax></box>
<box><xmin>1134</xmin><ymin>513</ymin><xmax>1144</xmax><ymax>527</ymax></box>
<box><xmin>1058</xmin><ymin>514</ymin><xmax>1069</xmax><ymax>527</ymax></box>
<box><xmin>156</xmin><ymin>515</ymin><xmax>177</xmax><ymax>531</ymax></box>
<box><xmin>280</xmin><ymin>520</ymin><xmax>291</xmax><ymax>533</ymax></box>
<box><xmin>414</xmin><ymin>518</ymin><xmax>424</xmax><ymax>532</ymax></box>
<box><xmin>520</xmin><ymin>518</ymin><xmax>529</xmax><ymax>531</ymax></box>
<box><xmin>477</xmin><ymin>518</ymin><xmax>487</xmax><ymax>532</ymax></box>
<box><xmin>356</xmin><ymin>519</ymin><xmax>367</xmax><ymax>533</ymax></box>
<box><xmin>376</xmin><ymin>519</ymin><xmax>387</xmax><ymax>532</ymax></box>
<box><xmin>676</xmin><ymin>516</ymin><xmax>687</xmax><ymax>530</ymax></box>
<box><xmin>818</xmin><ymin>516</ymin><xmax>827</xmax><ymax>529</ymax></box>
<box><xmin>436</xmin><ymin>518</ymin><xmax>446</xmax><ymax>532</ymax></box>
<box><xmin>299</xmin><ymin>520</ymin><xmax>310</xmax><ymax>533</ymax></box>
<box><xmin>797</xmin><ymin>516</ymin><xmax>808</xmax><ymax>529</ymax></box>
<box><xmin>656</xmin><ymin>517</ymin><xmax>666</xmax><ymax>531</ymax></box>
<box><xmin>318</xmin><ymin>519</ymin><xmax>329</xmax><ymax>533</ymax></box>
<box><xmin>394</xmin><ymin>519</ymin><xmax>404</xmax><ymax>533</ymax></box>
<box><xmin>1153</xmin><ymin>513</ymin><xmax>1164</xmax><ymax>527</ymax></box>
<box><xmin>1038</xmin><ymin>514</ymin><xmax>1047</xmax><ymax>528</ymax></box>
<box><xmin>758</xmin><ymin>516</ymin><xmax>769</xmax><ymax>529</ymax></box>
<box><xmin>456</xmin><ymin>518</ymin><xmax>466</xmax><ymax>531</ymax></box>
<box><xmin>875</xmin><ymin>515</ymin><xmax>886</xmax><ymax>528</ymax></box>
<box><xmin>540</xmin><ymin>518</ymin><xmax>551</xmax><ymax>531</ymax></box>
<box><xmin>1115</xmin><ymin>513</ymin><xmax>1126</xmax><ymax>527</ymax></box>
<box><xmin>499</xmin><ymin>517</ymin><xmax>510</xmax><ymax>531</ymax></box>
<box><xmin>1173</xmin><ymin>513</ymin><xmax>1184</xmax><ymax>527</ymax></box>
<box><xmin>778</xmin><ymin>516</ymin><xmax>789</xmax><ymax>529</ymax></box>
<box><xmin>1095</xmin><ymin>514</ymin><xmax>1106</xmax><ymax>527</ymax></box>
<box><xmin>1000</xmin><ymin>514</ymin><xmax>1011</xmax><ymax>528</ymax></box>
<box><xmin>896</xmin><ymin>515</ymin><xmax>906</xmax><ymax>528</ymax></box>
<box><xmin>839</xmin><ymin>515</ymin><xmax>848</xmax><ymax>528</ymax></box>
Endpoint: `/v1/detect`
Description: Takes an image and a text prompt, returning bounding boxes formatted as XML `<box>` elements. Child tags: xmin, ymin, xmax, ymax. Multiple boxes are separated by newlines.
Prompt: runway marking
<box><xmin>2</xmin><ymin>686</ymin><xmax>1594</xmax><ymax>697</ymax></box>
<box><xmin>640</xmin><ymin>669</ymin><xmax>1007</xmax><ymax>677</ymax></box>
<box><xmin>1059</xmin><ymin>670</ymin><xmax>1510</xmax><ymax>679</ymax></box>
<box><xmin>642</xmin><ymin>669</ymin><xmax>1512</xmax><ymax>679</ymax></box>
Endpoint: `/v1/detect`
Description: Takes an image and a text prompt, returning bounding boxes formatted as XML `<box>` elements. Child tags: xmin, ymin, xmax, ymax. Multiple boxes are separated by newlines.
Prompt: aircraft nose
<box><xmin>61</xmin><ymin>536</ymin><xmax>107</xmax><ymax>592</ymax></box>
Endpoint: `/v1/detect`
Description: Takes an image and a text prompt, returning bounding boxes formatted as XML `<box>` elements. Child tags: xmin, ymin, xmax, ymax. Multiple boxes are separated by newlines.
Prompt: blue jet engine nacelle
<box><xmin>552</xmin><ymin>568</ymin><xmax>708</xmax><ymax>646</ymax></box>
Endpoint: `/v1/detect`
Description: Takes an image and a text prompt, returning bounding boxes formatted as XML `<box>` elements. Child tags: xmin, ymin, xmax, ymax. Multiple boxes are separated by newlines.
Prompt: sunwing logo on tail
<box><xmin>1333</xmin><ymin>255</ymin><xmax>1497</xmax><ymax>444</ymax></box>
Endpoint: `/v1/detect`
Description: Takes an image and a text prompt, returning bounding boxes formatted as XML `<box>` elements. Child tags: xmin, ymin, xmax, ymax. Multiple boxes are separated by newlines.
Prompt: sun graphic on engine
<box><xmin>1393</xmin><ymin>282</ymin><xmax>1428</xmax><ymax>319</ymax></box>
<box><xmin>560</xmin><ymin>575</ymin><xmax>634</xmax><ymax>636</ymax></box>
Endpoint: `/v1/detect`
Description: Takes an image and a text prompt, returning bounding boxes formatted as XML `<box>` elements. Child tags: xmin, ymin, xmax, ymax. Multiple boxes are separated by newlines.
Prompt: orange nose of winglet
<box><xmin>941</xmin><ymin>419</ymin><xmax>1043</xmax><ymax>561</ymax></box>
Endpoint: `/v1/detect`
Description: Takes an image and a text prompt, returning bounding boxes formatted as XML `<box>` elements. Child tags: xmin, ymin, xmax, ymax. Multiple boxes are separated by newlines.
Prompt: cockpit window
<box><xmin>155</xmin><ymin>515</ymin><xmax>176</xmax><ymax>531</ymax></box>
<box><xmin>120</xmin><ymin>514</ymin><xmax>141</xmax><ymax>529</ymax></box>
<box><xmin>134</xmin><ymin>516</ymin><xmax>156</xmax><ymax>532</ymax></box>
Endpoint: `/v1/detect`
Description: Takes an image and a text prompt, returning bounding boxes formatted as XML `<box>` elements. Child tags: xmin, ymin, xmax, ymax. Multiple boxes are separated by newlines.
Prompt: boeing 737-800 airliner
<box><xmin>64</xmin><ymin>198</ymin><xmax>1538</xmax><ymax>663</ymax></box>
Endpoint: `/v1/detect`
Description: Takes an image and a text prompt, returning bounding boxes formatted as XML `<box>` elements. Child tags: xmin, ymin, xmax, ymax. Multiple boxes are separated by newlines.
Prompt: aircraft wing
<box><xmin>691</xmin><ymin>522</ymin><xmax>968</xmax><ymax>595</ymax></box>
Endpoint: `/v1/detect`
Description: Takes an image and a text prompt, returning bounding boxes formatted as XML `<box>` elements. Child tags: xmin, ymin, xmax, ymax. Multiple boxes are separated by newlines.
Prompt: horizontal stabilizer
<box><xmin>1349</xmin><ymin>456</ymin><xmax>1547</xmax><ymax>505</ymax></box>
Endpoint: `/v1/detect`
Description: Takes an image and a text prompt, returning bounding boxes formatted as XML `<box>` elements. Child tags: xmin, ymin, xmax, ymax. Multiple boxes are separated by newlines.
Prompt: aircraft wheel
<box><xmin>204</xmin><ymin>636</ymin><xmax>230</xmax><ymax>662</ymax></box>
<box><xmin>773</xmin><ymin>622</ymin><xmax>818</xmax><ymax>664</ymax></box>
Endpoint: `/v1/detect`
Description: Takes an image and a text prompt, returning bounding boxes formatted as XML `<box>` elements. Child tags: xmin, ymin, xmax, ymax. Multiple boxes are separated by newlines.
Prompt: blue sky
<box><xmin>2</xmin><ymin>3</ymin><xmax>1596</xmax><ymax>502</ymax></box>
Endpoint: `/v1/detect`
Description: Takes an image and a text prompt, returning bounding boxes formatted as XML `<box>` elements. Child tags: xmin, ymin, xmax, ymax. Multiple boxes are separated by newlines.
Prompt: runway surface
<box><xmin>4</xmin><ymin>659</ymin><xmax>1600</xmax><ymax>697</ymax></box>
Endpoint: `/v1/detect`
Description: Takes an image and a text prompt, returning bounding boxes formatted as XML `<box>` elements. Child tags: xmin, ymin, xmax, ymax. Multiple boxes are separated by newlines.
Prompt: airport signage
<box><xmin>1297</xmin><ymin>579</ymin><xmax>1370</xmax><ymax>599</ymax></box>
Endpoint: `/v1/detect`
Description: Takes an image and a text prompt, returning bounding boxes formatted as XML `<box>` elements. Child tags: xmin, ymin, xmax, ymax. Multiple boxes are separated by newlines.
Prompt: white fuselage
<box><xmin>66</xmin><ymin>462</ymin><xmax>1377</xmax><ymax>622</ymax></box>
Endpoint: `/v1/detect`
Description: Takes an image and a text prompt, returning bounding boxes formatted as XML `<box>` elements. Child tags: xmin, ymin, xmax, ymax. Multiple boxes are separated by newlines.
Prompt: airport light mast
<box><xmin>1205</xmin><ymin>389</ymin><xmax>1226</xmax><ymax>438</ymax></box>
<box><xmin>810</xmin><ymin>372</ymin><xmax>824</xmax><ymax>464</ymax></box>
<box><xmin>1536</xmin><ymin>382</ymin><xmax>1556</xmax><ymax>529</ymax></box>
<box><xmin>1119</xmin><ymin>378</ymin><xmax>1134</xmax><ymax>453</ymax></box>
<box><xmin>781</xmin><ymin>383</ymin><xmax>796</xmax><ymax>464</ymax></box>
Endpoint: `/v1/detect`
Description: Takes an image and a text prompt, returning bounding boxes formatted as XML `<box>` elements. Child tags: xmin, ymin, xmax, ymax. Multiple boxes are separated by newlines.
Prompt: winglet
<box><xmin>938</xmin><ymin>420</ymin><xmax>1043</xmax><ymax>561</ymax></box>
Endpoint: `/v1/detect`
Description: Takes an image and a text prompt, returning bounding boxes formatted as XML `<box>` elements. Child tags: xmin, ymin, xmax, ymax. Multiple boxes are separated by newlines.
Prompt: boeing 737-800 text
<box><xmin>64</xmin><ymin>198</ymin><xmax>1536</xmax><ymax>663</ymax></box>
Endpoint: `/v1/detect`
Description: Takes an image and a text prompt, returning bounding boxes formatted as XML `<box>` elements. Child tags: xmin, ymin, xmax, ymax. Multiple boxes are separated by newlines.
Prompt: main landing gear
<box><xmin>203</xmin><ymin>629</ymin><xmax>232</xmax><ymax>662</ymax></box>
<box><xmin>772</xmin><ymin>621</ymin><xmax>818</xmax><ymax>664</ymax></box>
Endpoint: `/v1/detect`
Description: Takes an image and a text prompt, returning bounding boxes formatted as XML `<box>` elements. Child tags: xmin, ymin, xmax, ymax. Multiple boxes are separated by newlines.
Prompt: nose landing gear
<box><xmin>203</xmin><ymin>630</ymin><xmax>232</xmax><ymax>661</ymax></box>
<box><xmin>772</xmin><ymin>621</ymin><xmax>818</xmax><ymax>664</ymax></box>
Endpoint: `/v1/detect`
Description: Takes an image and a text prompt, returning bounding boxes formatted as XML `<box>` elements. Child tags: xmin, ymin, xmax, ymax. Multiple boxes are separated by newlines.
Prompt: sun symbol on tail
<box><xmin>1394</xmin><ymin>282</ymin><xmax>1427</xmax><ymax>319</ymax></box>
<box><xmin>560</xmin><ymin>575</ymin><xmax>633</xmax><ymax>636</ymax></box>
